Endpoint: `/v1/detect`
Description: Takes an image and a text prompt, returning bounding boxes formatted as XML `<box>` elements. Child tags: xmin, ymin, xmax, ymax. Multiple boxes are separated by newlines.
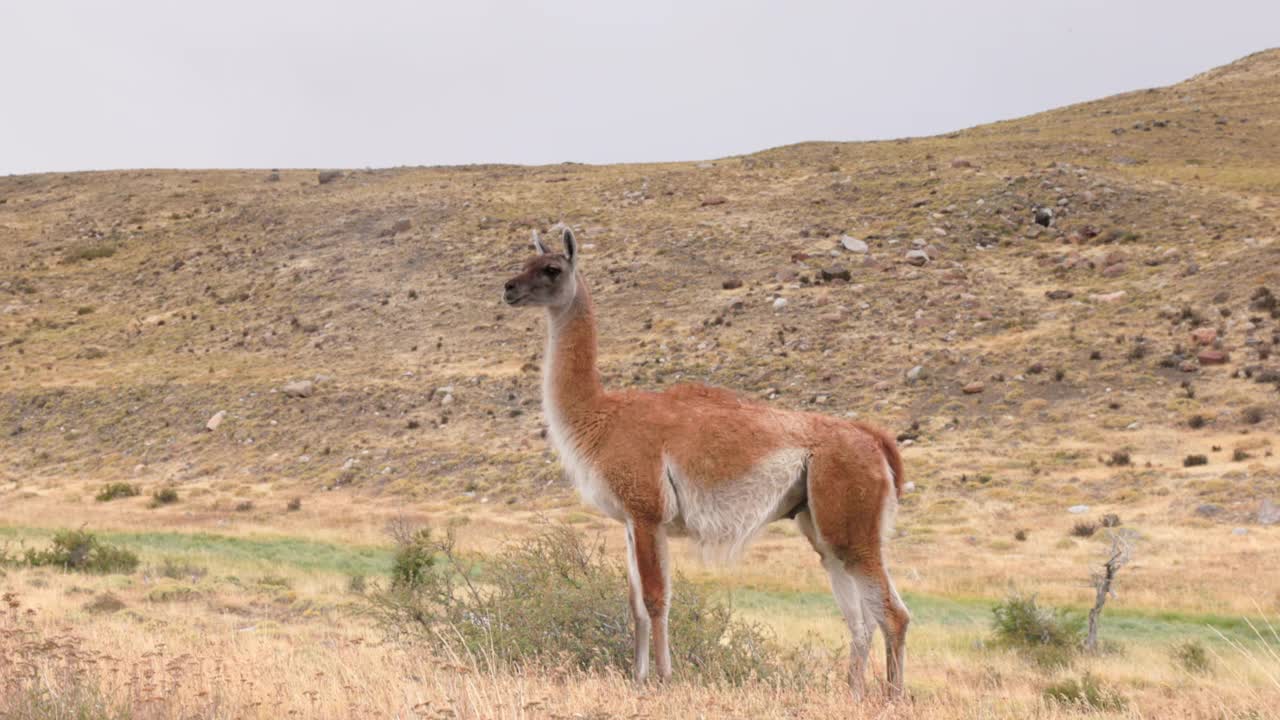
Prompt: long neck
<box><xmin>543</xmin><ymin>275</ymin><xmax>604</xmax><ymax>421</ymax></box>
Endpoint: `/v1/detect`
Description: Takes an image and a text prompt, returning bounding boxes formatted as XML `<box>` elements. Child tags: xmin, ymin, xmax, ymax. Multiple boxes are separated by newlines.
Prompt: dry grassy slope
<box><xmin>1</xmin><ymin>50</ymin><xmax>1278</xmax><ymax>516</ymax></box>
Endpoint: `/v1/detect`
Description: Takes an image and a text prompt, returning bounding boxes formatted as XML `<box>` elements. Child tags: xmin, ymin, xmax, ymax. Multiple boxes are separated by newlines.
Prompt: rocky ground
<box><xmin>1</xmin><ymin>49</ymin><xmax>1278</xmax><ymax>530</ymax></box>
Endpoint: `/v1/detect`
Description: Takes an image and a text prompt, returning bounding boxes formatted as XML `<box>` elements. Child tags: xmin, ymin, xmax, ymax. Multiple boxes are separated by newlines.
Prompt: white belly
<box><xmin>663</xmin><ymin>448</ymin><xmax>809</xmax><ymax>564</ymax></box>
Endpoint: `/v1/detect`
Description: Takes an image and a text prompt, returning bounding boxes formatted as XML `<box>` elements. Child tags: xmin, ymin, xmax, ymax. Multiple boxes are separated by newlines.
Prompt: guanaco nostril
<box><xmin>504</xmin><ymin>281</ymin><xmax>515</xmax><ymax>292</ymax></box>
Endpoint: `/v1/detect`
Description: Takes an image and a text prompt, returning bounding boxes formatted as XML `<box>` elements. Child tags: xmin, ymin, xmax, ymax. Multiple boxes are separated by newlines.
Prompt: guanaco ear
<box><xmin>532</xmin><ymin>230</ymin><xmax>550</xmax><ymax>255</ymax></box>
<box><xmin>562</xmin><ymin>228</ymin><xmax>577</xmax><ymax>265</ymax></box>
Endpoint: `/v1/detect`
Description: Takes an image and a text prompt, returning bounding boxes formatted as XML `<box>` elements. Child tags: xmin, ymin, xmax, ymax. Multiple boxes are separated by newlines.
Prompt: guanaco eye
<box><xmin>542</xmin><ymin>266</ymin><xmax>561</xmax><ymax>278</ymax></box>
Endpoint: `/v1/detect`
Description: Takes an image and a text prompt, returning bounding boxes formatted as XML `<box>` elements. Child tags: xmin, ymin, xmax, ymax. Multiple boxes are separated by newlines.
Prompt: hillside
<box><xmin>1</xmin><ymin>50</ymin><xmax>1278</xmax><ymax>535</ymax></box>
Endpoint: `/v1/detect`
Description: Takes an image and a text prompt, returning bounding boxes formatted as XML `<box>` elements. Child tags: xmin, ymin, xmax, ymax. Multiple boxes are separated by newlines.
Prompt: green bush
<box><xmin>367</xmin><ymin>524</ymin><xmax>822</xmax><ymax>685</ymax></box>
<box><xmin>14</xmin><ymin>529</ymin><xmax>139</xmax><ymax>574</ymax></box>
<box><xmin>1172</xmin><ymin>639</ymin><xmax>1213</xmax><ymax>674</ymax></box>
<box><xmin>1042</xmin><ymin>672</ymin><xmax>1127</xmax><ymax>710</ymax></box>
<box><xmin>991</xmin><ymin>592</ymin><xmax>1084</xmax><ymax>668</ymax></box>
<box><xmin>94</xmin><ymin>482</ymin><xmax>139</xmax><ymax>502</ymax></box>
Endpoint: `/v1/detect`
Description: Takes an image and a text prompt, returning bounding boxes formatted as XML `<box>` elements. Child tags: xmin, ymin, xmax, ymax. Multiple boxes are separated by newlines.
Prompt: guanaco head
<box><xmin>503</xmin><ymin>228</ymin><xmax>578</xmax><ymax>308</ymax></box>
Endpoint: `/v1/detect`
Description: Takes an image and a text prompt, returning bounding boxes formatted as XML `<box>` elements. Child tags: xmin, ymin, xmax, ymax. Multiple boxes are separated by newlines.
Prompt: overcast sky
<box><xmin>2</xmin><ymin>1</ymin><xmax>1276</xmax><ymax>175</ymax></box>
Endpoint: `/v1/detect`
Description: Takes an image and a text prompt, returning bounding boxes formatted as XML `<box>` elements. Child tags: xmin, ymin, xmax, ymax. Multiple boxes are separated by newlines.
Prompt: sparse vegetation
<box><xmin>1172</xmin><ymin>639</ymin><xmax>1213</xmax><ymax>674</ymax></box>
<box><xmin>94</xmin><ymin>482</ymin><xmax>139</xmax><ymax>502</ymax></box>
<box><xmin>368</xmin><ymin>524</ymin><xmax>820</xmax><ymax>685</ymax></box>
<box><xmin>62</xmin><ymin>243</ymin><xmax>117</xmax><ymax>263</ymax></box>
<box><xmin>1042</xmin><ymin>673</ymin><xmax>1127</xmax><ymax>711</ymax></box>
<box><xmin>1071</xmin><ymin>522</ymin><xmax>1098</xmax><ymax>538</ymax></box>
<box><xmin>0</xmin><ymin>529</ymin><xmax>139</xmax><ymax>574</ymax></box>
<box><xmin>1183</xmin><ymin>454</ymin><xmax>1209</xmax><ymax>467</ymax></box>
<box><xmin>1105</xmin><ymin>451</ymin><xmax>1131</xmax><ymax>467</ymax></box>
<box><xmin>990</xmin><ymin>593</ymin><xmax>1084</xmax><ymax>668</ymax></box>
<box><xmin>149</xmin><ymin>486</ymin><xmax>179</xmax><ymax>507</ymax></box>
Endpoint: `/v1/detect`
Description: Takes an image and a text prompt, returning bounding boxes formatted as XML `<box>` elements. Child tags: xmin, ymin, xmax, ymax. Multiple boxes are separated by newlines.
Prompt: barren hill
<box><xmin>2</xmin><ymin>49</ymin><xmax>1278</xmax><ymax>524</ymax></box>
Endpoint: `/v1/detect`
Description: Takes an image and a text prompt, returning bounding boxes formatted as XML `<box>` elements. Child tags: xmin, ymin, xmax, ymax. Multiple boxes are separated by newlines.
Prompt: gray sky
<box><xmin>2</xmin><ymin>1</ymin><xmax>1276</xmax><ymax>175</ymax></box>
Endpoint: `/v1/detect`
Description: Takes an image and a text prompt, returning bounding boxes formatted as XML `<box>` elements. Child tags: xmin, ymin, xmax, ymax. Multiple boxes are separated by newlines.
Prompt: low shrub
<box><xmin>367</xmin><ymin>524</ymin><xmax>823</xmax><ymax>685</ymax></box>
<box><xmin>1183</xmin><ymin>454</ymin><xmax>1208</xmax><ymax>467</ymax></box>
<box><xmin>94</xmin><ymin>482</ymin><xmax>139</xmax><ymax>502</ymax></box>
<box><xmin>1105</xmin><ymin>451</ymin><xmax>1131</xmax><ymax>467</ymax></box>
<box><xmin>286</xmin><ymin>497</ymin><xmax>303</xmax><ymax>512</ymax></box>
<box><xmin>10</xmin><ymin>529</ymin><xmax>139</xmax><ymax>574</ymax></box>
<box><xmin>149</xmin><ymin>487</ymin><xmax>179</xmax><ymax>507</ymax></box>
<box><xmin>1042</xmin><ymin>672</ymin><xmax>1127</xmax><ymax>710</ymax></box>
<box><xmin>63</xmin><ymin>243</ymin><xmax>117</xmax><ymax>263</ymax></box>
<box><xmin>991</xmin><ymin>593</ymin><xmax>1084</xmax><ymax>668</ymax></box>
<box><xmin>1099</xmin><ymin>513</ymin><xmax>1122</xmax><ymax>528</ymax></box>
<box><xmin>1071</xmin><ymin>522</ymin><xmax>1098</xmax><ymax>538</ymax></box>
<box><xmin>1172</xmin><ymin>639</ymin><xmax>1213</xmax><ymax>674</ymax></box>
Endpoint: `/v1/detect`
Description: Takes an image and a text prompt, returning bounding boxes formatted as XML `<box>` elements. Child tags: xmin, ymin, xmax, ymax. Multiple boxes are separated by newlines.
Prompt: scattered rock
<box><xmin>1197</xmin><ymin>349</ymin><xmax>1229</xmax><ymax>365</ymax></box>
<box><xmin>281</xmin><ymin>380</ymin><xmax>315</xmax><ymax>398</ymax></box>
<box><xmin>1099</xmin><ymin>262</ymin><xmax>1127</xmax><ymax>278</ymax></box>
<box><xmin>318</xmin><ymin>171</ymin><xmax>342</xmax><ymax>185</ymax></box>
<box><xmin>1068</xmin><ymin>505</ymin><xmax>1090</xmax><ymax>514</ymax></box>
<box><xmin>820</xmin><ymin>267</ymin><xmax>851</xmax><ymax>282</ymax></box>
<box><xmin>1090</xmin><ymin>291</ymin><xmax>1127</xmax><ymax>304</ymax></box>
<box><xmin>205</xmin><ymin>410</ymin><xmax>226</xmax><ymax>432</ymax></box>
<box><xmin>772</xmin><ymin>297</ymin><xmax>788</xmax><ymax>311</ymax></box>
<box><xmin>391</xmin><ymin>218</ymin><xmax>412</xmax><ymax>234</ymax></box>
<box><xmin>1258</xmin><ymin>499</ymin><xmax>1280</xmax><ymax>526</ymax></box>
<box><xmin>721</xmin><ymin>278</ymin><xmax>743</xmax><ymax>290</ymax></box>
<box><xmin>1190</xmin><ymin>327</ymin><xmax>1218</xmax><ymax>345</ymax></box>
<box><xmin>1034</xmin><ymin>207</ymin><xmax>1054</xmax><ymax>227</ymax></box>
<box><xmin>906</xmin><ymin>365</ymin><xmax>926</xmax><ymax>384</ymax></box>
<box><xmin>1046</xmin><ymin>289</ymin><xmax>1074</xmax><ymax>300</ymax></box>
<box><xmin>962</xmin><ymin>381</ymin><xmax>985</xmax><ymax>394</ymax></box>
<box><xmin>904</xmin><ymin>250</ymin><xmax>929</xmax><ymax>266</ymax></box>
<box><xmin>700</xmin><ymin>196</ymin><xmax>727</xmax><ymax>207</ymax></box>
<box><xmin>840</xmin><ymin>235</ymin><xmax>869</xmax><ymax>254</ymax></box>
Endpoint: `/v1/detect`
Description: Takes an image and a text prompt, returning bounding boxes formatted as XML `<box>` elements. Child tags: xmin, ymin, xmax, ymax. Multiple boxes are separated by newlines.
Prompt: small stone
<box><xmin>391</xmin><ymin>218</ymin><xmax>412</xmax><ymax>234</ymax></box>
<box><xmin>820</xmin><ymin>267</ymin><xmax>851</xmax><ymax>282</ymax></box>
<box><xmin>721</xmin><ymin>278</ymin><xmax>743</xmax><ymax>290</ymax></box>
<box><xmin>281</xmin><ymin>380</ymin><xmax>315</xmax><ymax>398</ymax></box>
<box><xmin>206</xmin><ymin>410</ymin><xmax>226</xmax><ymax>432</ymax></box>
<box><xmin>318</xmin><ymin>170</ymin><xmax>342</xmax><ymax>185</ymax></box>
<box><xmin>1034</xmin><ymin>207</ymin><xmax>1054</xmax><ymax>227</ymax></box>
<box><xmin>962</xmin><ymin>381</ymin><xmax>985</xmax><ymax>394</ymax></box>
<box><xmin>906</xmin><ymin>365</ymin><xmax>926</xmax><ymax>383</ymax></box>
<box><xmin>1100</xmin><ymin>262</ymin><xmax>1127</xmax><ymax>278</ymax></box>
<box><xmin>1090</xmin><ymin>291</ymin><xmax>1127</xmax><ymax>304</ymax></box>
<box><xmin>1257</xmin><ymin>499</ymin><xmax>1280</xmax><ymax>525</ymax></box>
<box><xmin>1068</xmin><ymin>505</ymin><xmax>1090</xmax><ymax>514</ymax></box>
<box><xmin>1190</xmin><ymin>327</ymin><xmax>1218</xmax><ymax>345</ymax></box>
<box><xmin>1197</xmin><ymin>349</ymin><xmax>1229</xmax><ymax>365</ymax></box>
<box><xmin>905</xmin><ymin>250</ymin><xmax>929</xmax><ymax>266</ymax></box>
<box><xmin>1045</xmin><ymin>289</ymin><xmax>1074</xmax><ymax>300</ymax></box>
<box><xmin>840</xmin><ymin>235</ymin><xmax>869</xmax><ymax>254</ymax></box>
<box><xmin>772</xmin><ymin>297</ymin><xmax>788</xmax><ymax>311</ymax></box>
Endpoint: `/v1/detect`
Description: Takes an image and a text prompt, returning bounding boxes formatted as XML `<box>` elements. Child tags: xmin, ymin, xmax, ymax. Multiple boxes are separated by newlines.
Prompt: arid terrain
<box><xmin>2</xmin><ymin>49</ymin><xmax>1279</xmax><ymax>719</ymax></box>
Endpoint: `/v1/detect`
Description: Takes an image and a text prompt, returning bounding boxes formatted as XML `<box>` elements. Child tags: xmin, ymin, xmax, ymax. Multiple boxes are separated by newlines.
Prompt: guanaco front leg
<box><xmin>625</xmin><ymin>518</ymin><xmax>671</xmax><ymax>682</ymax></box>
